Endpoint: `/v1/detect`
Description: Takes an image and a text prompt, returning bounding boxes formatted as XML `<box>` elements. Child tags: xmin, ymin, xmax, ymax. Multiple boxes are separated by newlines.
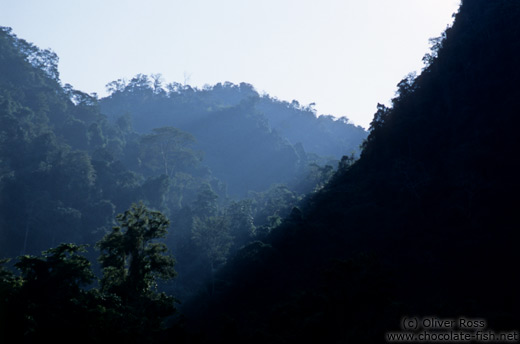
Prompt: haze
<box><xmin>0</xmin><ymin>0</ymin><xmax>460</xmax><ymax>128</ymax></box>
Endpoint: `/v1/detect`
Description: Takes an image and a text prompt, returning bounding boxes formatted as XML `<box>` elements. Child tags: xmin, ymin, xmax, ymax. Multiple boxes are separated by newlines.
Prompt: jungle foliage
<box><xmin>1</xmin><ymin>0</ymin><xmax>519</xmax><ymax>342</ymax></box>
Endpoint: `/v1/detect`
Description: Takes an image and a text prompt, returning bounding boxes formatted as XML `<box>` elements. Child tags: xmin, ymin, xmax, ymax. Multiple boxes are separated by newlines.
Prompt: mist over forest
<box><xmin>1</xmin><ymin>0</ymin><xmax>520</xmax><ymax>343</ymax></box>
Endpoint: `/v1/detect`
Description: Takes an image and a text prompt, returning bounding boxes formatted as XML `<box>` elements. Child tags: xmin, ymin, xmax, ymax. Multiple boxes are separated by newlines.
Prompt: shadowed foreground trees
<box><xmin>0</xmin><ymin>204</ymin><xmax>177</xmax><ymax>343</ymax></box>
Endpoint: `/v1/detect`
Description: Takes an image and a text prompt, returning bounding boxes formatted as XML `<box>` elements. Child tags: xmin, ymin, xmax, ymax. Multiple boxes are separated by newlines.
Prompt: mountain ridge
<box><xmin>182</xmin><ymin>1</ymin><xmax>520</xmax><ymax>342</ymax></box>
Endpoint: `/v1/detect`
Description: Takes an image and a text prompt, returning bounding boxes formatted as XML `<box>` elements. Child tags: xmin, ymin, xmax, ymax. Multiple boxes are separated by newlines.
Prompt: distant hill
<box><xmin>185</xmin><ymin>1</ymin><xmax>520</xmax><ymax>342</ymax></box>
<box><xmin>256</xmin><ymin>96</ymin><xmax>366</xmax><ymax>159</ymax></box>
<box><xmin>99</xmin><ymin>80</ymin><xmax>367</xmax><ymax>196</ymax></box>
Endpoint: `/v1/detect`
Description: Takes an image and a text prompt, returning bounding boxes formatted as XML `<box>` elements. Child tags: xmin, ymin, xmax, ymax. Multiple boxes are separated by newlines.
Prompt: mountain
<box><xmin>0</xmin><ymin>23</ymin><xmax>370</xmax><ymax>333</ymax></box>
<box><xmin>256</xmin><ymin>96</ymin><xmax>366</xmax><ymax>160</ymax></box>
<box><xmin>183</xmin><ymin>1</ymin><xmax>520</xmax><ymax>342</ymax></box>
<box><xmin>99</xmin><ymin>80</ymin><xmax>367</xmax><ymax>197</ymax></box>
<box><xmin>3</xmin><ymin>0</ymin><xmax>519</xmax><ymax>341</ymax></box>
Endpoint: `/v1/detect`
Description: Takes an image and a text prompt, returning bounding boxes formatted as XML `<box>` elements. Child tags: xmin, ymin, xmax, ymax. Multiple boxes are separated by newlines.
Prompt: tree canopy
<box><xmin>3</xmin><ymin>1</ymin><xmax>519</xmax><ymax>341</ymax></box>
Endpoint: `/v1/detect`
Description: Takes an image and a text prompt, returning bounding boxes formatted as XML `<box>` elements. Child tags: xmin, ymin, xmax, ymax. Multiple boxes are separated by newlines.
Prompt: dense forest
<box><xmin>184</xmin><ymin>1</ymin><xmax>520</xmax><ymax>342</ymax></box>
<box><xmin>99</xmin><ymin>75</ymin><xmax>366</xmax><ymax>196</ymax></box>
<box><xmin>1</xmin><ymin>0</ymin><xmax>520</xmax><ymax>342</ymax></box>
<box><xmin>0</xmin><ymin>20</ymin><xmax>364</xmax><ymax>342</ymax></box>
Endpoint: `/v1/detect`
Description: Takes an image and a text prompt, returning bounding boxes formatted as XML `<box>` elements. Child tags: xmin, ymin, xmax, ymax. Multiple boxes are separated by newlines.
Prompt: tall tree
<box><xmin>139</xmin><ymin>126</ymin><xmax>200</xmax><ymax>179</ymax></box>
<box><xmin>97</xmin><ymin>202</ymin><xmax>177</xmax><ymax>296</ymax></box>
<box><xmin>97</xmin><ymin>203</ymin><xmax>177</xmax><ymax>341</ymax></box>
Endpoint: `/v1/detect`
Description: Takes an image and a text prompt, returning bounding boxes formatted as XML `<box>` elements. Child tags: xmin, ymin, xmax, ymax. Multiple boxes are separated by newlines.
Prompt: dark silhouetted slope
<box><xmin>184</xmin><ymin>1</ymin><xmax>520</xmax><ymax>342</ymax></box>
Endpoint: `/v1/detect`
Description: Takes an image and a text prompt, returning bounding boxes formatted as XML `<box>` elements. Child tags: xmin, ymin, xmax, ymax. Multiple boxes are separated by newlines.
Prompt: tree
<box><xmin>191</xmin><ymin>183</ymin><xmax>219</xmax><ymax>219</ymax></box>
<box><xmin>97</xmin><ymin>202</ymin><xmax>177</xmax><ymax>297</ymax></box>
<box><xmin>191</xmin><ymin>215</ymin><xmax>233</xmax><ymax>295</ymax></box>
<box><xmin>139</xmin><ymin>126</ymin><xmax>200</xmax><ymax>178</ymax></box>
<box><xmin>151</xmin><ymin>73</ymin><xmax>164</xmax><ymax>94</ymax></box>
<box><xmin>188</xmin><ymin>184</ymin><xmax>233</xmax><ymax>293</ymax></box>
<box><xmin>191</xmin><ymin>215</ymin><xmax>233</xmax><ymax>269</ymax></box>
<box><xmin>96</xmin><ymin>203</ymin><xmax>177</xmax><ymax>341</ymax></box>
<box><xmin>16</xmin><ymin>243</ymin><xmax>94</xmax><ymax>295</ymax></box>
<box><xmin>225</xmin><ymin>200</ymin><xmax>256</xmax><ymax>252</ymax></box>
<box><xmin>105</xmin><ymin>78</ymin><xmax>127</xmax><ymax>95</ymax></box>
<box><xmin>9</xmin><ymin>244</ymin><xmax>95</xmax><ymax>341</ymax></box>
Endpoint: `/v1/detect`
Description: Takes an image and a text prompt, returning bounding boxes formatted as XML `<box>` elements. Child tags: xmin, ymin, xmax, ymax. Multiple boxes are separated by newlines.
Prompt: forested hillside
<box><xmin>2</xmin><ymin>0</ymin><xmax>519</xmax><ymax>342</ymax></box>
<box><xmin>0</xmin><ymin>23</ymin><xmax>366</xmax><ymax>342</ymax></box>
<box><xmin>183</xmin><ymin>0</ymin><xmax>520</xmax><ymax>342</ymax></box>
<box><xmin>100</xmin><ymin>78</ymin><xmax>366</xmax><ymax>196</ymax></box>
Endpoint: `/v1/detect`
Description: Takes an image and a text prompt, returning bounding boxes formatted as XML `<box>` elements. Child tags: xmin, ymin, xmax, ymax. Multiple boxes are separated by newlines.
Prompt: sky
<box><xmin>0</xmin><ymin>0</ymin><xmax>460</xmax><ymax>129</ymax></box>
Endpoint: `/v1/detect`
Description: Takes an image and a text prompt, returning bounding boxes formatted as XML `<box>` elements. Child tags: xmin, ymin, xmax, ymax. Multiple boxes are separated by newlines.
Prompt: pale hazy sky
<box><xmin>0</xmin><ymin>0</ymin><xmax>460</xmax><ymax>128</ymax></box>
